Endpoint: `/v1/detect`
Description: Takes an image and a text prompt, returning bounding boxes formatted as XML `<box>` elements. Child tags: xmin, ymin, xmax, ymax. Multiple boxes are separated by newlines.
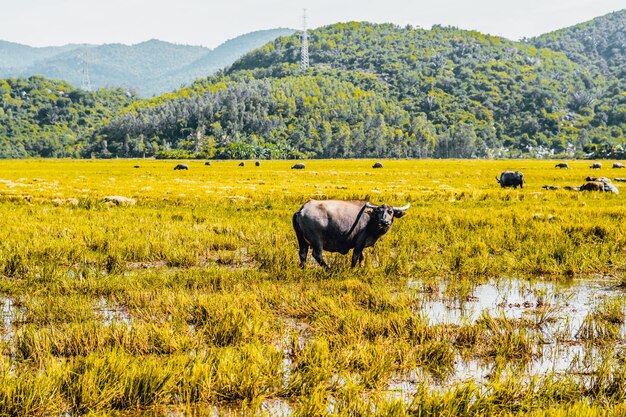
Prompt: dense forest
<box><xmin>0</xmin><ymin>77</ymin><xmax>134</xmax><ymax>158</ymax></box>
<box><xmin>1</xmin><ymin>11</ymin><xmax>625</xmax><ymax>159</ymax></box>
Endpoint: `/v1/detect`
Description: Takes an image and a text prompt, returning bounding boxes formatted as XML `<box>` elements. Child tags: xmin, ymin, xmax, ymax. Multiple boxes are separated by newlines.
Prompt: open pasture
<box><xmin>1</xmin><ymin>159</ymin><xmax>626</xmax><ymax>416</ymax></box>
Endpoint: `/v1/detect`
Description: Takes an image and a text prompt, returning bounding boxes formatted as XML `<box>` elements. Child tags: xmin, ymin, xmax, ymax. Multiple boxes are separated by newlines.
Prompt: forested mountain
<box><xmin>0</xmin><ymin>29</ymin><xmax>294</xmax><ymax>97</ymax></box>
<box><xmin>1</xmin><ymin>13</ymin><xmax>625</xmax><ymax>159</ymax></box>
<box><xmin>0</xmin><ymin>76</ymin><xmax>135</xmax><ymax>158</ymax></box>
<box><xmin>530</xmin><ymin>10</ymin><xmax>626</xmax><ymax>78</ymax></box>
<box><xmin>95</xmin><ymin>17</ymin><xmax>626</xmax><ymax>159</ymax></box>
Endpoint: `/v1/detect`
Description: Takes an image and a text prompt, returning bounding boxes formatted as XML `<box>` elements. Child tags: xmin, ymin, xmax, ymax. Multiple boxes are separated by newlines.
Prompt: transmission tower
<box><xmin>80</xmin><ymin>52</ymin><xmax>92</xmax><ymax>91</ymax></box>
<box><xmin>300</xmin><ymin>9</ymin><xmax>309</xmax><ymax>71</ymax></box>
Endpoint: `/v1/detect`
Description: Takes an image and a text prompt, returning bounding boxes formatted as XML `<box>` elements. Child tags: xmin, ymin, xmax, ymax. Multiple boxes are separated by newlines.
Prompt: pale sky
<box><xmin>0</xmin><ymin>0</ymin><xmax>623</xmax><ymax>48</ymax></box>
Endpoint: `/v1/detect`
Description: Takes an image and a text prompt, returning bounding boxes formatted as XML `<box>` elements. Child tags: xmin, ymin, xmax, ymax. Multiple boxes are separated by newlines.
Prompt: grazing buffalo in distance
<box><xmin>542</xmin><ymin>185</ymin><xmax>560</xmax><ymax>190</ymax></box>
<box><xmin>239</xmin><ymin>162</ymin><xmax>245</xmax><ymax>167</ymax></box>
<box><xmin>373</xmin><ymin>162</ymin><xmax>383</xmax><ymax>169</ymax></box>
<box><xmin>174</xmin><ymin>164</ymin><xmax>188</xmax><ymax>170</ymax></box>
<box><xmin>133</xmin><ymin>165</ymin><xmax>140</xmax><ymax>168</ymax></box>
<box><xmin>555</xmin><ymin>163</ymin><xmax>569</xmax><ymax>169</ymax></box>
<box><xmin>293</xmin><ymin>200</ymin><xmax>410</xmax><ymax>268</ymax></box>
<box><xmin>590</xmin><ymin>163</ymin><xmax>602</xmax><ymax>169</ymax></box>
<box><xmin>613</xmin><ymin>162</ymin><xmax>625</xmax><ymax>169</ymax></box>
<box><xmin>255</xmin><ymin>160</ymin><xmax>261</xmax><ymax>167</ymax></box>
<box><xmin>205</xmin><ymin>161</ymin><xmax>211</xmax><ymax>166</ymax></box>
<box><xmin>580</xmin><ymin>181</ymin><xmax>605</xmax><ymax>192</ymax></box>
<box><xmin>291</xmin><ymin>163</ymin><xmax>306</xmax><ymax>170</ymax></box>
<box><xmin>496</xmin><ymin>171</ymin><xmax>524</xmax><ymax>188</ymax></box>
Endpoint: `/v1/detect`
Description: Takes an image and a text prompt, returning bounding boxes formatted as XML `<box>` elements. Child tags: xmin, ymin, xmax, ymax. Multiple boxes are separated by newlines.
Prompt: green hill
<box><xmin>529</xmin><ymin>10</ymin><xmax>626</xmax><ymax>78</ymax></box>
<box><xmin>95</xmin><ymin>20</ymin><xmax>625</xmax><ymax>159</ymax></box>
<box><xmin>0</xmin><ymin>76</ymin><xmax>135</xmax><ymax>158</ymax></box>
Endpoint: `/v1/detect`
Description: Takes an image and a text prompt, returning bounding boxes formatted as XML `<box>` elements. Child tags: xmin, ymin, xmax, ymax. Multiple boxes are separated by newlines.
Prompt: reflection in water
<box><xmin>396</xmin><ymin>277</ymin><xmax>626</xmax><ymax>397</ymax></box>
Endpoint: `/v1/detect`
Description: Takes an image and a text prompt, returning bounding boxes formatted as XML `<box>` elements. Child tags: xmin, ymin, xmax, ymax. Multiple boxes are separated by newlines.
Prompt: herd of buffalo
<box><xmin>165</xmin><ymin>160</ymin><xmax>623</xmax><ymax>268</ymax></box>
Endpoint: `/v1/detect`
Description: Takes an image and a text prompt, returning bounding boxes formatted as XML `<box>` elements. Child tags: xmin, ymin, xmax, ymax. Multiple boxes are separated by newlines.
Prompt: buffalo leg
<box><xmin>293</xmin><ymin>213</ymin><xmax>309</xmax><ymax>268</ymax></box>
<box><xmin>351</xmin><ymin>247</ymin><xmax>365</xmax><ymax>268</ymax></box>
<box><xmin>295</xmin><ymin>233</ymin><xmax>309</xmax><ymax>268</ymax></box>
<box><xmin>311</xmin><ymin>244</ymin><xmax>329</xmax><ymax>269</ymax></box>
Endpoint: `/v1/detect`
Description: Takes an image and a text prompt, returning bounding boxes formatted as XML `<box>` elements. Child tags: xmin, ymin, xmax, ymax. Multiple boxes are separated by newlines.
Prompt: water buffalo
<box><xmin>496</xmin><ymin>171</ymin><xmax>524</xmax><ymax>188</ymax></box>
<box><xmin>255</xmin><ymin>160</ymin><xmax>261</xmax><ymax>167</ymax></box>
<box><xmin>373</xmin><ymin>162</ymin><xmax>383</xmax><ymax>169</ymax></box>
<box><xmin>239</xmin><ymin>162</ymin><xmax>245</xmax><ymax>167</ymax></box>
<box><xmin>580</xmin><ymin>181</ymin><xmax>604</xmax><ymax>192</ymax></box>
<box><xmin>555</xmin><ymin>163</ymin><xmax>569</xmax><ymax>169</ymax></box>
<box><xmin>613</xmin><ymin>162</ymin><xmax>625</xmax><ymax>169</ymax></box>
<box><xmin>292</xmin><ymin>163</ymin><xmax>306</xmax><ymax>170</ymax></box>
<box><xmin>205</xmin><ymin>161</ymin><xmax>211</xmax><ymax>166</ymax></box>
<box><xmin>174</xmin><ymin>164</ymin><xmax>188</xmax><ymax>170</ymax></box>
<box><xmin>590</xmin><ymin>163</ymin><xmax>602</xmax><ymax>169</ymax></box>
<box><xmin>292</xmin><ymin>200</ymin><xmax>410</xmax><ymax>268</ymax></box>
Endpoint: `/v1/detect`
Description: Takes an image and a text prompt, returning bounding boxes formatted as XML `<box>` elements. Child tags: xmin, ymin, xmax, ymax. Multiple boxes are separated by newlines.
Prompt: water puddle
<box><xmin>388</xmin><ymin>277</ymin><xmax>626</xmax><ymax>398</ymax></box>
<box><xmin>94</xmin><ymin>297</ymin><xmax>132</xmax><ymax>325</ymax></box>
<box><xmin>0</xmin><ymin>297</ymin><xmax>15</xmax><ymax>341</ymax></box>
<box><xmin>410</xmin><ymin>278</ymin><xmax>625</xmax><ymax>339</ymax></box>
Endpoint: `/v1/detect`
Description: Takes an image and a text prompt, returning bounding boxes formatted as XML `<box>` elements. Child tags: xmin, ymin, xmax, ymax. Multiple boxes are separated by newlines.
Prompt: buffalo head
<box><xmin>365</xmin><ymin>202</ymin><xmax>410</xmax><ymax>233</ymax></box>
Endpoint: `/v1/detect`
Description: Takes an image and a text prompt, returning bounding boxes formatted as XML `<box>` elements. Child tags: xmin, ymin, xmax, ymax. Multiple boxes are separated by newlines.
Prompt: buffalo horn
<box><xmin>365</xmin><ymin>202</ymin><xmax>379</xmax><ymax>209</ymax></box>
<box><xmin>392</xmin><ymin>203</ymin><xmax>411</xmax><ymax>211</ymax></box>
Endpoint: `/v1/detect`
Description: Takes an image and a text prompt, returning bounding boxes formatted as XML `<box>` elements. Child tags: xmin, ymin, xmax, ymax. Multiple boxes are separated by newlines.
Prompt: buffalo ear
<box><xmin>393</xmin><ymin>210</ymin><xmax>407</xmax><ymax>218</ymax></box>
<box><xmin>364</xmin><ymin>208</ymin><xmax>374</xmax><ymax>215</ymax></box>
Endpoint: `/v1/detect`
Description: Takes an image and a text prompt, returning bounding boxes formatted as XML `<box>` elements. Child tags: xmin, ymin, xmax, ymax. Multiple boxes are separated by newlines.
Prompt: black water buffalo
<box><xmin>205</xmin><ymin>161</ymin><xmax>211</xmax><ymax>166</ymax></box>
<box><xmin>174</xmin><ymin>164</ymin><xmax>188</xmax><ymax>170</ymax></box>
<box><xmin>555</xmin><ymin>163</ymin><xmax>569</xmax><ymax>169</ymax></box>
<box><xmin>255</xmin><ymin>160</ymin><xmax>261</xmax><ymax>167</ymax></box>
<box><xmin>496</xmin><ymin>171</ymin><xmax>524</xmax><ymax>188</ymax></box>
<box><xmin>292</xmin><ymin>163</ymin><xmax>306</xmax><ymax>169</ymax></box>
<box><xmin>580</xmin><ymin>181</ymin><xmax>604</xmax><ymax>191</ymax></box>
<box><xmin>292</xmin><ymin>200</ymin><xmax>410</xmax><ymax>268</ymax></box>
<box><xmin>590</xmin><ymin>162</ymin><xmax>602</xmax><ymax>169</ymax></box>
<box><xmin>613</xmin><ymin>162</ymin><xmax>625</xmax><ymax>169</ymax></box>
<box><xmin>373</xmin><ymin>162</ymin><xmax>383</xmax><ymax>169</ymax></box>
<box><xmin>239</xmin><ymin>162</ymin><xmax>245</xmax><ymax>167</ymax></box>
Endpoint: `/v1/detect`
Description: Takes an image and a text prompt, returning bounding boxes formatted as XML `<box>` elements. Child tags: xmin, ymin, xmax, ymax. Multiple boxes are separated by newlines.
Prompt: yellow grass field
<box><xmin>1</xmin><ymin>159</ymin><xmax>626</xmax><ymax>416</ymax></box>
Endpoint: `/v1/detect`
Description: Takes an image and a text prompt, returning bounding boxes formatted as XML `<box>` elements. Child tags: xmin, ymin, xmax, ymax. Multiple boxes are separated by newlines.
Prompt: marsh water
<box><xmin>2</xmin><ymin>277</ymin><xmax>625</xmax><ymax>417</ymax></box>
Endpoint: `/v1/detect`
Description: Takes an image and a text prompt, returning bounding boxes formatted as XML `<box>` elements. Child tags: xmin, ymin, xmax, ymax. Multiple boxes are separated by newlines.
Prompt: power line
<box><xmin>300</xmin><ymin>9</ymin><xmax>309</xmax><ymax>72</ymax></box>
<box><xmin>80</xmin><ymin>52</ymin><xmax>92</xmax><ymax>91</ymax></box>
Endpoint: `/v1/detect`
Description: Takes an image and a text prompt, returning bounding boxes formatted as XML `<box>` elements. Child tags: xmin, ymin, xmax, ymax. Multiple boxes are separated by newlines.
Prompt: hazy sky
<box><xmin>1</xmin><ymin>0</ymin><xmax>623</xmax><ymax>48</ymax></box>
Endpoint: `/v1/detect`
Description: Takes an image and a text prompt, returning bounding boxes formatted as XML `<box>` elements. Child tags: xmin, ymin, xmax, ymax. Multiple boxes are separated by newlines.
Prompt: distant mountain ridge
<box><xmin>0</xmin><ymin>28</ymin><xmax>295</xmax><ymax>97</ymax></box>
<box><xmin>1</xmin><ymin>12</ymin><xmax>624</xmax><ymax>159</ymax></box>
